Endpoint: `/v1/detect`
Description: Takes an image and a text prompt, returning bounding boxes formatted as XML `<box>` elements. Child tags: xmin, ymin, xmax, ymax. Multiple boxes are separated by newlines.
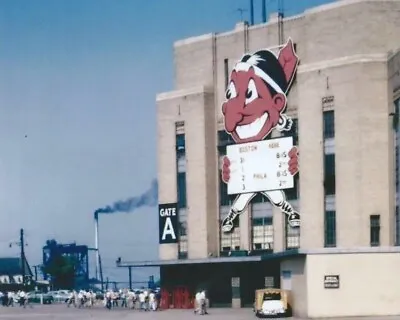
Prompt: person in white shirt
<box><xmin>194</xmin><ymin>291</ymin><xmax>202</xmax><ymax>314</ymax></box>
<box><xmin>128</xmin><ymin>290</ymin><xmax>136</xmax><ymax>309</ymax></box>
<box><xmin>105</xmin><ymin>290</ymin><xmax>112</xmax><ymax>309</ymax></box>
<box><xmin>138</xmin><ymin>291</ymin><xmax>146</xmax><ymax>310</ymax></box>
<box><xmin>90</xmin><ymin>291</ymin><xmax>96</xmax><ymax>307</ymax></box>
<box><xmin>67</xmin><ymin>291</ymin><xmax>75</xmax><ymax>307</ymax></box>
<box><xmin>143</xmin><ymin>289</ymin><xmax>149</xmax><ymax>311</ymax></box>
<box><xmin>84</xmin><ymin>291</ymin><xmax>92</xmax><ymax>307</ymax></box>
<box><xmin>201</xmin><ymin>290</ymin><xmax>208</xmax><ymax>314</ymax></box>
<box><xmin>77</xmin><ymin>291</ymin><xmax>84</xmax><ymax>308</ymax></box>
<box><xmin>148</xmin><ymin>291</ymin><xmax>156</xmax><ymax>311</ymax></box>
<box><xmin>18</xmin><ymin>290</ymin><xmax>26</xmax><ymax>307</ymax></box>
<box><xmin>121</xmin><ymin>289</ymin><xmax>128</xmax><ymax>308</ymax></box>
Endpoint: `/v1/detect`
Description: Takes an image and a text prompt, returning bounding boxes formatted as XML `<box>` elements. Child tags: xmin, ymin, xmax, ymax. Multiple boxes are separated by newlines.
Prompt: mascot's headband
<box><xmin>233</xmin><ymin>62</ymin><xmax>285</xmax><ymax>95</ymax></box>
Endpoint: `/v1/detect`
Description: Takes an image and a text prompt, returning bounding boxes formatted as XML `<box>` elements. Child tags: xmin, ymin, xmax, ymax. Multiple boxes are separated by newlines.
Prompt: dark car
<box><xmin>95</xmin><ymin>292</ymin><xmax>104</xmax><ymax>300</ymax></box>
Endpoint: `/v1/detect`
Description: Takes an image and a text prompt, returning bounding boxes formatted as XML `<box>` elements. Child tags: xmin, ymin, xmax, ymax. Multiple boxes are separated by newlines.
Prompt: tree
<box><xmin>42</xmin><ymin>240</ymin><xmax>76</xmax><ymax>289</ymax></box>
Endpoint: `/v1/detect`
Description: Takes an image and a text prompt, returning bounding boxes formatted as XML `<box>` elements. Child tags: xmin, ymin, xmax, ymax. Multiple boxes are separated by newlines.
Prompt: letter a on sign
<box><xmin>162</xmin><ymin>217</ymin><xmax>176</xmax><ymax>241</ymax></box>
<box><xmin>159</xmin><ymin>203</ymin><xmax>179</xmax><ymax>244</ymax></box>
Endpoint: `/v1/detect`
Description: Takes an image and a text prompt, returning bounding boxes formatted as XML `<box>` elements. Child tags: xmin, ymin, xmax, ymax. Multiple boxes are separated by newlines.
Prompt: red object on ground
<box><xmin>160</xmin><ymin>289</ymin><xmax>170</xmax><ymax>310</ymax></box>
<box><xmin>172</xmin><ymin>286</ymin><xmax>192</xmax><ymax>309</ymax></box>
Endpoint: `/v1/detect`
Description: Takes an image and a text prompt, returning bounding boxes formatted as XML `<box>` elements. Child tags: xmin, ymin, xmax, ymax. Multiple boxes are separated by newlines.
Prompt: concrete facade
<box><xmin>156</xmin><ymin>0</ymin><xmax>400</xmax><ymax>318</ymax></box>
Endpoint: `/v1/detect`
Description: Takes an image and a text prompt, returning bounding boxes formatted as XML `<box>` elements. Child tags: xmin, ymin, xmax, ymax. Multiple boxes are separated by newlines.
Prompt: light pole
<box><xmin>9</xmin><ymin>229</ymin><xmax>29</xmax><ymax>286</ymax></box>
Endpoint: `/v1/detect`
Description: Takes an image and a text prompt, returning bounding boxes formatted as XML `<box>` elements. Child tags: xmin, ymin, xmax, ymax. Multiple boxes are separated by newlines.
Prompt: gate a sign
<box><xmin>158</xmin><ymin>203</ymin><xmax>178</xmax><ymax>244</ymax></box>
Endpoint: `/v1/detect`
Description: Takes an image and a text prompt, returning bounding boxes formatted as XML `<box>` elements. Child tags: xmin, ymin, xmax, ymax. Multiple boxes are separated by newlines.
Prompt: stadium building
<box><xmin>120</xmin><ymin>0</ymin><xmax>400</xmax><ymax>317</ymax></box>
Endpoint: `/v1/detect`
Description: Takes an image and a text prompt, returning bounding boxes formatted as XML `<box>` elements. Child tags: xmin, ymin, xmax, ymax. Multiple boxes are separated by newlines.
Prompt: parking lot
<box><xmin>0</xmin><ymin>304</ymin><xmax>256</xmax><ymax>320</ymax></box>
<box><xmin>0</xmin><ymin>305</ymin><xmax>400</xmax><ymax>320</ymax></box>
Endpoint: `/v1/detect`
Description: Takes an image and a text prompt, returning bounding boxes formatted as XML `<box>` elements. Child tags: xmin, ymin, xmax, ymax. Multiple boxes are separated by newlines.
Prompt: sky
<box><xmin>0</xmin><ymin>0</ymin><xmax>335</xmax><ymax>283</ymax></box>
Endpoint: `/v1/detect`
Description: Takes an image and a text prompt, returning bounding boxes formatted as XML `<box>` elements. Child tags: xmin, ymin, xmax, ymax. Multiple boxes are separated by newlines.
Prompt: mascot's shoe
<box><xmin>288</xmin><ymin>212</ymin><xmax>300</xmax><ymax>228</ymax></box>
<box><xmin>221</xmin><ymin>210</ymin><xmax>239</xmax><ymax>233</ymax></box>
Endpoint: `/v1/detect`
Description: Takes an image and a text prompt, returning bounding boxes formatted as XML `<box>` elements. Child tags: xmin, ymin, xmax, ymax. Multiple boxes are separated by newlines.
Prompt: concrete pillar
<box><xmin>240</xmin><ymin>208</ymin><xmax>251</xmax><ymax>250</ymax></box>
<box><xmin>271</xmin><ymin>129</ymin><xmax>285</xmax><ymax>253</ymax></box>
<box><xmin>231</xmin><ymin>277</ymin><xmax>241</xmax><ymax>308</ymax></box>
<box><xmin>273</xmin><ymin>207</ymin><xmax>285</xmax><ymax>252</ymax></box>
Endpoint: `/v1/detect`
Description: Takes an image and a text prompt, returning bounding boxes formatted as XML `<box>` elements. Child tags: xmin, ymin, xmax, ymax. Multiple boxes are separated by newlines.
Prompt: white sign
<box><xmin>226</xmin><ymin>137</ymin><xmax>294</xmax><ymax>195</ymax></box>
<box><xmin>159</xmin><ymin>203</ymin><xmax>179</xmax><ymax>244</ymax></box>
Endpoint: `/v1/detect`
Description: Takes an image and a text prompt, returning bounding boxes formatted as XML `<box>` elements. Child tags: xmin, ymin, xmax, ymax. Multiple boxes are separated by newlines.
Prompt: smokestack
<box><xmin>94</xmin><ymin>211</ymin><xmax>100</xmax><ymax>280</ymax></box>
<box><xmin>92</xmin><ymin>179</ymin><xmax>158</xmax><ymax>280</ymax></box>
<box><xmin>262</xmin><ymin>0</ymin><xmax>267</xmax><ymax>23</ymax></box>
<box><xmin>250</xmin><ymin>0</ymin><xmax>254</xmax><ymax>25</ymax></box>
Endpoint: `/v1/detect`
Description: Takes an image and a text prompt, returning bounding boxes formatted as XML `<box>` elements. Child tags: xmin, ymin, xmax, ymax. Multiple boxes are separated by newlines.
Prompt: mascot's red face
<box><xmin>222</xmin><ymin>39</ymin><xmax>299</xmax><ymax>144</ymax></box>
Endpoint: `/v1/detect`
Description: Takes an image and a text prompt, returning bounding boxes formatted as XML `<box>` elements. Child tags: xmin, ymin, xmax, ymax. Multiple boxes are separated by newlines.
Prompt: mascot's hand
<box><xmin>277</xmin><ymin>114</ymin><xmax>293</xmax><ymax>132</ymax></box>
<box><xmin>221</xmin><ymin>156</ymin><xmax>231</xmax><ymax>183</ymax></box>
<box><xmin>288</xmin><ymin>147</ymin><xmax>299</xmax><ymax>175</ymax></box>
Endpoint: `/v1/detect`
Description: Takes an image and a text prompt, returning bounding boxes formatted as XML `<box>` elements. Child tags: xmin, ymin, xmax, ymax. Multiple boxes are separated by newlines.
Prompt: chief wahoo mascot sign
<box><xmin>221</xmin><ymin>38</ymin><xmax>300</xmax><ymax>233</ymax></box>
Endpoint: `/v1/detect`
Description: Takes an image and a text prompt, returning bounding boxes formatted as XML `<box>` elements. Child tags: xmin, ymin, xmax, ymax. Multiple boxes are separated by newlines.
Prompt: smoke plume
<box><xmin>94</xmin><ymin>179</ymin><xmax>158</xmax><ymax>219</ymax></box>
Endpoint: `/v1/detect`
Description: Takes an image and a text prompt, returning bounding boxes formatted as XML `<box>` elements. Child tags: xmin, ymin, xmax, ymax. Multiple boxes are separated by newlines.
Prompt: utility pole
<box><xmin>10</xmin><ymin>229</ymin><xmax>28</xmax><ymax>286</ymax></box>
<box><xmin>34</xmin><ymin>266</ymin><xmax>37</xmax><ymax>282</ymax></box>
<box><xmin>250</xmin><ymin>0</ymin><xmax>254</xmax><ymax>25</ymax></box>
<box><xmin>20</xmin><ymin>229</ymin><xmax>26</xmax><ymax>285</ymax></box>
<box><xmin>278</xmin><ymin>0</ymin><xmax>284</xmax><ymax>45</ymax></box>
<box><xmin>128</xmin><ymin>267</ymin><xmax>132</xmax><ymax>290</ymax></box>
<box><xmin>262</xmin><ymin>0</ymin><xmax>267</xmax><ymax>23</ymax></box>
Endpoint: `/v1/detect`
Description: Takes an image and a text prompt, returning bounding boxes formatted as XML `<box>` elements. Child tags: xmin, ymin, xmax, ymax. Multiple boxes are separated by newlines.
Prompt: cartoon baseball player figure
<box><xmin>221</xmin><ymin>38</ymin><xmax>300</xmax><ymax>233</ymax></box>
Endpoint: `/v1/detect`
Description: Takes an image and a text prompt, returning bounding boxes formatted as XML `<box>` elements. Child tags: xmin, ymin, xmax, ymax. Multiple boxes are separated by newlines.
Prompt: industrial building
<box><xmin>0</xmin><ymin>257</ymin><xmax>33</xmax><ymax>289</ymax></box>
<box><xmin>120</xmin><ymin>0</ymin><xmax>400</xmax><ymax>317</ymax></box>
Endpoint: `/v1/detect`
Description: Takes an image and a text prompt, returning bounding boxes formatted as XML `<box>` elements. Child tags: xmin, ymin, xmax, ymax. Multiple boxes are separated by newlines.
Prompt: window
<box><xmin>220</xmin><ymin>218</ymin><xmax>240</xmax><ymax>252</ymax></box>
<box><xmin>178</xmin><ymin>221</ymin><xmax>188</xmax><ymax>258</ymax></box>
<box><xmin>176</xmin><ymin>134</ymin><xmax>186</xmax><ymax>172</ymax></box>
<box><xmin>177</xmin><ymin>172</ymin><xmax>187</xmax><ymax>208</ymax></box>
<box><xmin>370</xmin><ymin>215</ymin><xmax>380</xmax><ymax>246</ymax></box>
<box><xmin>178</xmin><ymin>209</ymin><xmax>187</xmax><ymax>259</ymax></box>
<box><xmin>218</xmin><ymin>131</ymin><xmax>236</xmax><ymax>206</ymax></box>
<box><xmin>219</xmin><ymin>176</ymin><xmax>235</xmax><ymax>206</ymax></box>
<box><xmin>252</xmin><ymin>217</ymin><xmax>274</xmax><ymax>251</ymax></box>
<box><xmin>252</xmin><ymin>193</ymin><xmax>267</xmax><ymax>203</ymax></box>
<box><xmin>176</xmin><ymin>134</ymin><xmax>187</xmax><ymax>203</ymax></box>
<box><xmin>176</xmin><ymin>134</ymin><xmax>186</xmax><ymax>152</ymax></box>
<box><xmin>324</xmin><ymin>154</ymin><xmax>335</xmax><ymax>195</ymax></box>
<box><xmin>324</xmin><ymin>210</ymin><xmax>336</xmax><ymax>247</ymax></box>
<box><xmin>179</xmin><ymin>221</ymin><xmax>187</xmax><ymax>237</ymax></box>
<box><xmin>224</xmin><ymin>58</ymin><xmax>229</xmax><ymax>89</ymax></box>
<box><xmin>218</xmin><ymin>131</ymin><xmax>235</xmax><ymax>148</ymax></box>
<box><xmin>285</xmin><ymin>216</ymin><xmax>300</xmax><ymax>249</ymax></box>
<box><xmin>285</xmin><ymin>175</ymin><xmax>299</xmax><ymax>200</ymax></box>
<box><xmin>281</xmin><ymin>118</ymin><xmax>298</xmax><ymax>146</ymax></box>
<box><xmin>323</xmin><ymin>111</ymin><xmax>335</xmax><ymax>139</ymax></box>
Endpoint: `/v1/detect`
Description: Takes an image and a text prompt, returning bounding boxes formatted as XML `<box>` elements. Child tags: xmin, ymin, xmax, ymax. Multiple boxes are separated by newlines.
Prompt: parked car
<box><xmin>254</xmin><ymin>288</ymin><xmax>293</xmax><ymax>318</ymax></box>
<box><xmin>50</xmin><ymin>290</ymin><xmax>70</xmax><ymax>303</ymax></box>
<box><xmin>27</xmin><ymin>291</ymin><xmax>54</xmax><ymax>304</ymax></box>
<box><xmin>95</xmin><ymin>291</ymin><xmax>104</xmax><ymax>300</ymax></box>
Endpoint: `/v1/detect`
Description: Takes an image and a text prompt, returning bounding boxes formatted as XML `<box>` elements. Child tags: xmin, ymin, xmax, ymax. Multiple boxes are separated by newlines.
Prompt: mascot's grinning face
<box><xmin>222</xmin><ymin>67</ymin><xmax>286</xmax><ymax>143</ymax></box>
<box><xmin>222</xmin><ymin>39</ymin><xmax>299</xmax><ymax>144</ymax></box>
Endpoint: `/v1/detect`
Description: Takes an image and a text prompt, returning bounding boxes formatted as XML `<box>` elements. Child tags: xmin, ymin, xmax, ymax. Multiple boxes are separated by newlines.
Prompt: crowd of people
<box><xmin>67</xmin><ymin>288</ymin><xmax>161</xmax><ymax>311</ymax></box>
<box><xmin>0</xmin><ymin>288</ymin><xmax>210</xmax><ymax>315</ymax></box>
<box><xmin>0</xmin><ymin>290</ymin><xmax>28</xmax><ymax>307</ymax></box>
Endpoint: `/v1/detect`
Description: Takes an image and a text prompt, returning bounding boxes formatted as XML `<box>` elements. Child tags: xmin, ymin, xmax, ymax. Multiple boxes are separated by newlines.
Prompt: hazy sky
<box><xmin>0</xmin><ymin>0</ymin><xmax>334</xmax><ymax>283</ymax></box>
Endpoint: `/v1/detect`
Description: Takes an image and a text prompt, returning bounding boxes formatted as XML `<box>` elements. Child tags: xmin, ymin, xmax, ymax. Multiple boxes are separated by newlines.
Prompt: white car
<box><xmin>51</xmin><ymin>290</ymin><xmax>71</xmax><ymax>303</ymax></box>
<box><xmin>260</xmin><ymin>299</ymin><xmax>286</xmax><ymax>316</ymax></box>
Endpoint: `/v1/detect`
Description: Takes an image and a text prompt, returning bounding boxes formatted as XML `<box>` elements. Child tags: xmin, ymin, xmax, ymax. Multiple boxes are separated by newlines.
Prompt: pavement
<box><xmin>0</xmin><ymin>304</ymin><xmax>399</xmax><ymax>320</ymax></box>
<box><xmin>0</xmin><ymin>304</ymin><xmax>255</xmax><ymax>320</ymax></box>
